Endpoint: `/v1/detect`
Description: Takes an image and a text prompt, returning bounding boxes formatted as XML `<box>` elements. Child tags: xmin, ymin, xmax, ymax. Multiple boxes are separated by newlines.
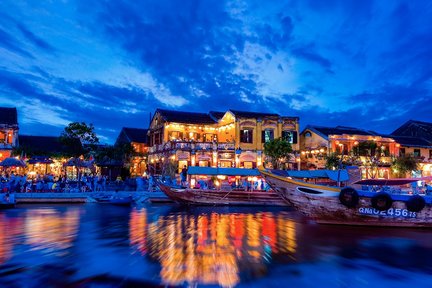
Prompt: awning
<box><xmin>354</xmin><ymin>177</ymin><xmax>432</xmax><ymax>186</ymax></box>
<box><xmin>187</xmin><ymin>166</ymin><xmax>260</xmax><ymax>176</ymax></box>
<box><xmin>28</xmin><ymin>156</ymin><xmax>53</xmax><ymax>164</ymax></box>
<box><xmin>269</xmin><ymin>169</ymin><xmax>349</xmax><ymax>181</ymax></box>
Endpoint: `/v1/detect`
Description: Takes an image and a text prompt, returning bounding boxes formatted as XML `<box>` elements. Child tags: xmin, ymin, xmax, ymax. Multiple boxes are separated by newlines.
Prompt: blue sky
<box><xmin>1</xmin><ymin>0</ymin><xmax>431</xmax><ymax>143</ymax></box>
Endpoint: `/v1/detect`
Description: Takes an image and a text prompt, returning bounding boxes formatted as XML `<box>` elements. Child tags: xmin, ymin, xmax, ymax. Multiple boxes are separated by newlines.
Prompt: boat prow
<box><xmin>259</xmin><ymin>167</ymin><xmax>432</xmax><ymax>228</ymax></box>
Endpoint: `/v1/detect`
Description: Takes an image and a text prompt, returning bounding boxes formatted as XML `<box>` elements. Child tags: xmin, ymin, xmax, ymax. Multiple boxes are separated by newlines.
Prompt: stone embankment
<box><xmin>15</xmin><ymin>191</ymin><xmax>168</xmax><ymax>203</ymax></box>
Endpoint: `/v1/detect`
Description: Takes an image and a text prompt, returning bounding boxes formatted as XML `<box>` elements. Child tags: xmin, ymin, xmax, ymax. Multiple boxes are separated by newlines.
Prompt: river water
<box><xmin>1</xmin><ymin>204</ymin><xmax>432</xmax><ymax>287</ymax></box>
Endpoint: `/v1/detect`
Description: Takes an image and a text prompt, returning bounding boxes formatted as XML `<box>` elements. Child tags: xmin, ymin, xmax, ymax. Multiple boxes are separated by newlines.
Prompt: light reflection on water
<box><xmin>133</xmin><ymin>209</ymin><xmax>298</xmax><ymax>287</ymax></box>
<box><xmin>1</xmin><ymin>204</ymin><xmax>432</xmax><ymax>287</ymax></box>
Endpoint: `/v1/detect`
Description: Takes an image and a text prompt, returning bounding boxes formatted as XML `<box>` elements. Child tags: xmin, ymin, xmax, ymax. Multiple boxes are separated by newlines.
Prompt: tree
<box><xmin>353</xmin><ymin>141</ymin><xmax>377</xmax><ymax>156</ymax></box>
<box><xmin>60</xmin><ymin>122</ymin><xmax>99</xmax><ymax>145</ymax></box>
<box><xmin>325</xmin><ymin>152</ymin><xmax>340</xmax><ymax>170</ymax></box>
<box><xmin>391</xmin><ymin>155</ymin><xmax>419</xmax><ymax>178</ymax></box>
<box><xmin>60</xmin><ymin>122</ymin><xmax>99</xmax><ymax>157</ymax></box>
<box><xmin>161</xmin><ymin>158</ymin><xmax>178</xmax><ymax>179</ymax></box>
<box><xmin>263</xmin><ymin>137</ymin><xmax>293</xmax><ymax>169</ymax></box>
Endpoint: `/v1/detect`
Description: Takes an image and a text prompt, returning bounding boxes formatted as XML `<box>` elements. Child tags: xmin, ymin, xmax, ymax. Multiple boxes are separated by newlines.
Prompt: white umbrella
<box><xmin>0</xmin><ymin>157</ymin><xmax>27</xmax><ymax>167</ymax></box>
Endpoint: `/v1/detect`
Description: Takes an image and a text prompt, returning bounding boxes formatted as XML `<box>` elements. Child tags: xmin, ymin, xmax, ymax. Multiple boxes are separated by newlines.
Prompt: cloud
<box><xmin>1</xmin><ymin>0</ymin><xmax>432</xmax><ymax>143</ymax></box>
<box><xmin>16</xmin><ymin>23</ymin><xmax>56</xmax><ymax>52</ymax></box>
<box><xmin>0</xmin><ymin>28</ymin><xmax>34</xmax><ymax>58</ymax></box>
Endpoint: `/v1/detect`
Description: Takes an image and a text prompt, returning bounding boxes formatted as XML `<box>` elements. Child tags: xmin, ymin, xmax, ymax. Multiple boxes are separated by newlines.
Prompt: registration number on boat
<box><xmin>358</xmin><ymin>207</ymin><xmax>417</xmax><ymax>218</ymax></box>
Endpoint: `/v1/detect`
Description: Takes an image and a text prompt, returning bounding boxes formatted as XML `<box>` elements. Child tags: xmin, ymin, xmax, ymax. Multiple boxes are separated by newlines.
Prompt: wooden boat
<box><xmin>259</xmin><ymin>167</ymin><xmax>432</xmax><ymax>227</ymax></box>
<box><xmin>156</xmin><ymin>167</ymin><xmax>286</xmax><ymax>206</ymax></box>
<box><xmin>157</xmin><ymin>182</ymin><xmax>286</xmax><ymax>206</ymax></box>
<box><xmin>0</xmin><ymin>192</ymin><xmax>16</xmax><ymax>208</ymax></box>
<box><xmin>91</xmin><ymin>194</ymin><xmax>133</xmax><ymax>206</ymax></box>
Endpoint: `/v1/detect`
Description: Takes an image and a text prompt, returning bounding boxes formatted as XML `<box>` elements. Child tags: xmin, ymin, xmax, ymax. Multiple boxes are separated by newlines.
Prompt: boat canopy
<box><xmin>269</xmin><ymin>169</ymin><xmax>349</xmax><ymax>182</ymax></box>
<box><xmin>354</xmin><ymin>178</ymin><xmax>428</xmax><ymax>186</ymax></box>
<box><xmin>187</xmin><ymin>167</ymin><xmax>260</xmax><ymax>176</ymax></box>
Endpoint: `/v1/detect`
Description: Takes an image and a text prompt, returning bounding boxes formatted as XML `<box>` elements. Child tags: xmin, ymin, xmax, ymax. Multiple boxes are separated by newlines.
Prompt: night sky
<box><xmin>1</xmin><ymin>1</ymin><xmax>432</xmax><ymax>144</ymax></box>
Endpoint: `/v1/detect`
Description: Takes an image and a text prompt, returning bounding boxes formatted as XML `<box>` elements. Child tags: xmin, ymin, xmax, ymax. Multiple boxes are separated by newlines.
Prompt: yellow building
<box><xmin>115</xmin><ymin>127</ymin><xmax>149</xmax><ymax>176</ymax></box>
<box><xmin>300</xmin><ymin>125</ymin><xmax>398</xmax><ymax>178</ymax></box>
<box><xmin>0</xmin><ymin>107</ymin><xmax>19</xmax><ymax>161</ymax></box>
<box><xmin>391</xmin><ymin>120</ymin><xmax>432</xmax><ymax>177</ymax></box>
<box><xmin>148</xmin><ymin>109</ymin><xmax>299</xmax><ymax>173</ymax></box>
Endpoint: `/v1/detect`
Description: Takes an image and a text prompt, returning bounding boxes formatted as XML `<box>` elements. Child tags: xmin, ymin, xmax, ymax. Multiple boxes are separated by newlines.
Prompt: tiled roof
<box><xmin>392</xmin><ymin>120</ymin><xmax>432</xmax><ymax>141</ymax></box>
<box><xmin>387</xmin><ymin>135</ymin><xmax>432</xmax><ymax>148</ymax></box>
<box><xmin>228</xmin><ymin>109</ymin><xmax>280</xmax><ymax>119</ymax></box>
<box><xmin>0</xmin><ymin>107</ymin><xmax>18</xmax><ymax>125</ymax></box>
<box><xmin>18</xmin><ymin>135</ymin><xmax>82</xmax><ymax>155</ymax></box>
<box><xmin>122</xmin><ymin>127</ymin><xmax>148</xmax><ymax>143</ymax></box>
<box><xmin>305</xmin><ymin>125</ymin><xmax>378</xmax><ymax>139</ymax></box>
<box><xmin>157</xmin><ymin>109</ymin><xmax>217</xmax><ymax>125</ymax></box>
<box><xmin>209</xmin><ymin>111</ymin><xmax>226</xmax><ymax>121</ymax></box>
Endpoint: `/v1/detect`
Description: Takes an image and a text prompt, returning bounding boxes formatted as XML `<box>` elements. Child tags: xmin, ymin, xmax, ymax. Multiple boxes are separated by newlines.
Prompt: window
<box><xmin>169</xmin><ymin>131</ymin><xmax>183</xmax><ymax>141</ymax></box>
<box><xmin>240</xmin><ymin>129</ymin><xmax>253</xmax><ymax>143</ymax></box>
<box><xmin>399</xmin><ymin>148</ymin><xmax>405</xmax><ymax>156</ymax></box>
<box><xmin>304</xmin><ymin>132</ymin><xmax>312</xmax><ymax>137</ymax></box>
<box><xmin>429</xmin><ymin>150</ymin><xmax>432</xmax><ymax>159</ymax></box>
<box><xmin>413</xmin><ymin>149</ymin><xmax>421</xmax><ymax>157</ymax></box>
<box><xmin>203</xmin><ymin>133</ymin><xmax>216</xmax><ymax>142</ymax></box>
<box><xmin>282</xmin><ymin>131</ymin><xmax>298</xmax><ymax>144</ymax></box>
<box><xmin>262</xmin><ymin>129</ymin><xmax>274</xmax><ymax>143</ymax></box>
<box><xmin>188</xmin><ymin>132</ymin><xmax>200</xmax><ymax>141</ymax></box>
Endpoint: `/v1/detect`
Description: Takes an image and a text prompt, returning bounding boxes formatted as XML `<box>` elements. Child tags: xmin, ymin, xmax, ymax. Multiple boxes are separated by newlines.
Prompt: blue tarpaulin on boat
<box><xmin>270</xmin><ymin>169</ymin><xmax>349</xmax><ymax>181</ymax></box>
<box><xmin>325</xmin><ymin>170</ymin><xmax>349</xmax><ymax>182</ymax></box>
<box><xmin>187</xmin><ymin>167</ymin><xmax>260</xmax><ymax>176</ymax></box>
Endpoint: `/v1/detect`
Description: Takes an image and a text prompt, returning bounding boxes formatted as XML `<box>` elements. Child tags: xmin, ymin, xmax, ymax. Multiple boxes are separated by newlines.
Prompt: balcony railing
<box><xmin>0</xmin><ymin>143</ymin><xmax>13</xmax><ymax>149</ymax></box>
<box><xmin>194</xmin><ymin>142</ymin><xmax>212</xmax><ymax>150</ymax></box>
<box><xmin>148</xmin><ymin>141</ymin><xmax>236</xmax><ymax>153</ymax></box>
<box><xmin>217</xmin><ymin>143</ymin><xmax>235</xmax><ymax>150</ymax></box>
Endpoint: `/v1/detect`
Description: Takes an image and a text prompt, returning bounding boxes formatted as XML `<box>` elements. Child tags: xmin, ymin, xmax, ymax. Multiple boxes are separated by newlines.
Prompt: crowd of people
<box><xmin>0</xmin><ymin>172</ymin><xmax>110</xmax><ymax>193</ymax></box>
<box><xmin>0</xmin><ymin>171</ymin><xmax>160</xmax><ymax>193</ymax></box>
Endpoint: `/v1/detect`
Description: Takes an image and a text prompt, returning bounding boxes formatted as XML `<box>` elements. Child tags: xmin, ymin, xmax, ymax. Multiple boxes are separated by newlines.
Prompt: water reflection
<box><xmin>0</xmin><ymin>214</ymin><xmax>23</xmax><ymax>265</ymax></box>
<box><xmin>24</xmin><ymin>208</ymin><xmax>80</xmax><ymax>253</ymax></box>
<box><xmin>1</xmin><ymin>205</ymin><xmax>432</xmax><ymax>287</ymax></box>
<box><xmin>130</xmin><ymin>207</ymin><xmax>298</xmax><ymax>287</ymax></box>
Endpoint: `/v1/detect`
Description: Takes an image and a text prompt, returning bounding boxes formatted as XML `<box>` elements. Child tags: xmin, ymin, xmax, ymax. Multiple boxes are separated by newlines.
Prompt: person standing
<box><xmin>181</xmin><ymin>165</ymin><xmax>187</xmax><ymax>187</ymax></box>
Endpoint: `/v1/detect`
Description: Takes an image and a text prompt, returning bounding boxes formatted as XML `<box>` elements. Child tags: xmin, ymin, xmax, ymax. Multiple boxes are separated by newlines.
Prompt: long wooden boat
<box><xmin>259</xmin><ymin>168</ymin><xmax>432</xmax><ymax>227</ymax></box>
<box><xmin>157</xmin><ymin>182</ymin><xmax>286</xmax><ymax>206</ymax></box>
<box><xmin>91</xmin><ymin>194</ymin><xmax>133</xmax><ymax>206</ymax></box>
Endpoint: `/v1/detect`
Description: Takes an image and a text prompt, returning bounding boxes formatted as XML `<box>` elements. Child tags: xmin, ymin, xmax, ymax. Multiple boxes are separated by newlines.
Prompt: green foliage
<box><xmin>353</xmin><ymin>141</ymin><xmax>377</xmax><ymax>156</ymax></box>
<box><xmin>60</xmin><ymin>122</ymin><xmax>99</xmax><ymax>157</ymax></box>
<box><xmin>161</xmin><ymin>159</ymin><xmax>178</xmax><ymax>179</ymax></box>
<box><xmin>325</xmin><ymin>152</ymin><xmax>341</xmax><ymax>169</ymax></box>
<box><xmin>391</xmin><ymin>155</ymin><xmax>419</xmax><ymax>178</ymax></box>
<box><xmin>94</xmin><ymin>143</ymin><xmax>133</xmax><ymax>163</ymax></box>
<box><xmin>263</xmin><ymin>137</ymin><xmax>293</xmax><ymax>169</ymax></box>
<box><xmin>60</xmin><ymin>122</ymin><xmax>99</xmax><ymax>145</ymax></box>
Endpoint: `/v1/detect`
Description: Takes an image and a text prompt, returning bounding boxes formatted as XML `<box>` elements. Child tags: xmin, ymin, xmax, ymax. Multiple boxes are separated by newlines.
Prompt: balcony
<box><xmin>194</xmin><ymin>142</ymin><xmax>212</xmax><ymax>151</ymax></box>
<box><xmin>149</xmin><ymin>141</ymin><xmax>238</xmax><ymax>154</ymax></box>
<box><xmin>0</xmin><ymin>143</ymin><xmax>13</xmax><ymax>149</ymax></box>
<box><xmin>217</xmin><ymin>143</ymin><xmax>235</xmax><ymax>151</ymax></box>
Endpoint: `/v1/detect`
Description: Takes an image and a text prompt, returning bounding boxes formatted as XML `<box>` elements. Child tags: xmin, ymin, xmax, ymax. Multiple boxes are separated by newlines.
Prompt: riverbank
<box><xmin>14</xmin><ymin>191</ymin><xmax>169</xmax><ymax>203</ymax></box>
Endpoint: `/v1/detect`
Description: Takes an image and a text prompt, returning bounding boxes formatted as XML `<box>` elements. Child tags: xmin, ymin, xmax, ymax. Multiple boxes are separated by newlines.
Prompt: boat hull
<box><xmin>92</xmin><ymin>195</ymin><xmax>132</xmax><ymax>206</ymax></box>
<box><xmin>0</xmin><ymin>194</ymin><xmax>16</xmax><ymax>209</ymax></box>
<box><xmin>158</xmin><ymin>183</ymin><xmax>286</xmax><ymax>206</ymax></box>
<box><xmin>260</xmin><ymin>169</ymin><xmax>432</xmax><ymax>228</ymax></box>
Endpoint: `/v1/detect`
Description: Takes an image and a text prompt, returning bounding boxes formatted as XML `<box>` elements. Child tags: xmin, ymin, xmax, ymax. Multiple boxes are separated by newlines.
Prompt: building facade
<box><xmin>148</xmin><ymin>109</ymin><xmax>299</xmax><ymax>173</ymax></box>
<box><xmin>391</xmin><ymin>120</ymin><xmax>432</xmax><ymax>177</ymax></box>
<box><xmin>115</xmin><ymin>127</ymin><xmax>149</xmax><ymax>176</ymax></box>
<box><xmin>0</xmin><ymin>107</ymin><xmax>19</xmax><ymax>161</ymax></box>
<box><xmin>300</xmin><ymin>125</ymin><xmax>398</xmax><ymax>178</ymax></box>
